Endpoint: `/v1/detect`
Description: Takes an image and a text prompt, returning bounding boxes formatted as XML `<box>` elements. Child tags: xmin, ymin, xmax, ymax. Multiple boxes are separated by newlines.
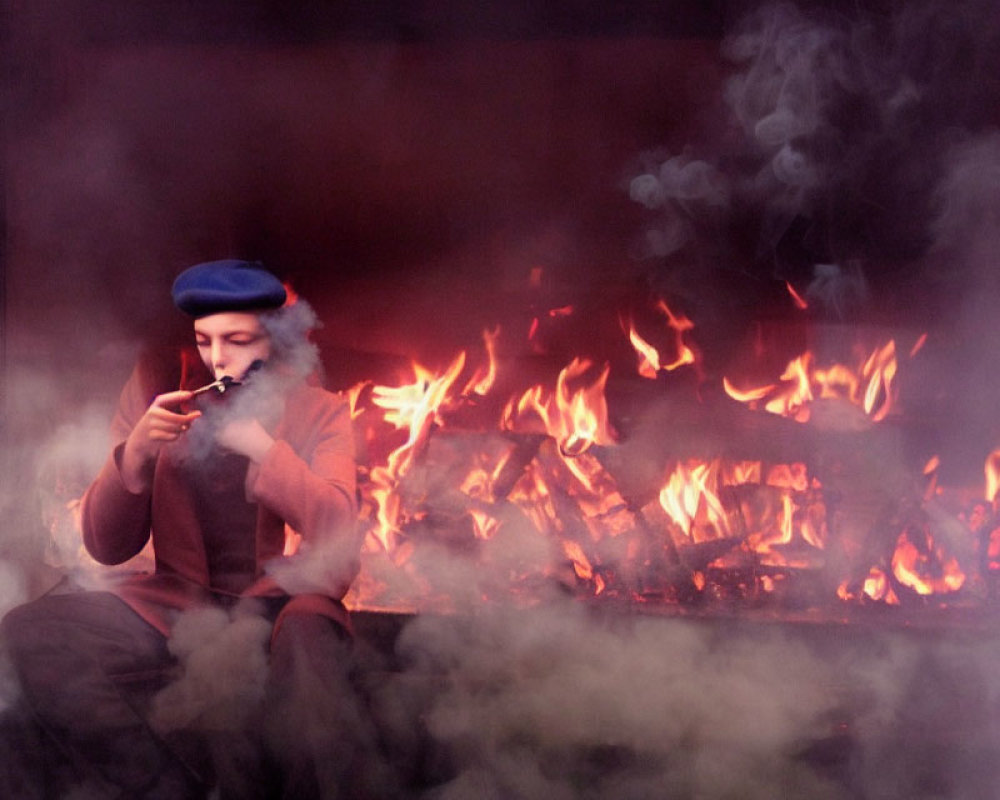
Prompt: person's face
<box><xmin>193</xmin><ymin>312</ymin><xmax>272</xmax><ymax>381</ymax></box>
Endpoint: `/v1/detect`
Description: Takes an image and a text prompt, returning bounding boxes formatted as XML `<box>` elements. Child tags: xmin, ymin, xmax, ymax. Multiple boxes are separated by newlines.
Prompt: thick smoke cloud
<box><xmin>349</xmin><ymin>595</ymin><xmax>1000</xmax><ymax>799</ymax></box>
<box><xmin>631</xmin><ymin>0</ymin><xmax>1000</xmax><ymax>320</ymax></box>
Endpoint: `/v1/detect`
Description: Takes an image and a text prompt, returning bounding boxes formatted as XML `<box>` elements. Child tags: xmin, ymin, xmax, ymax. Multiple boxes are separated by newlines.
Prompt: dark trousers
<box><xmin>0</xmin><ymin>588</ymin><xmax>377</xmax><ymax>800</ymax></box>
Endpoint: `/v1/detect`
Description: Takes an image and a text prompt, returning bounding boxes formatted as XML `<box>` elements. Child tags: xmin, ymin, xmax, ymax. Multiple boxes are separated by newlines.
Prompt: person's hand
<box><xmin>120</xmin><ymin>390</ymin><xmax>201</xmax><ymax>493</ymax></box>
<box><xmin>215</xmin><ymin>417</ymin><xmax>275</xmax><ymax>464</ymax></box>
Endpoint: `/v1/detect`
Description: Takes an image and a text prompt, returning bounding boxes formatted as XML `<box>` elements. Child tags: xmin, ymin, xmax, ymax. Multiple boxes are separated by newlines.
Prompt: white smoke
<box><xmin>360</xmin><ymin>597</ymin><xmax>1000</xmax><ymax>799</ymax></box>
<box><xmin>150</xmin><ymin>603</ymin><xmax>271</xmax><ymax>734</ymax></box>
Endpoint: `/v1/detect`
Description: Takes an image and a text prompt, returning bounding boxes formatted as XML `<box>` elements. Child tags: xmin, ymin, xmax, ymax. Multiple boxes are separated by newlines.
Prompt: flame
<box><xmin>764</xmin><ymin>353</ymin><xmax>814</xmax><ymax>422</ymax></box>
<box><xmin>562</xmin><ymin>539</ymin><xmax>594</xmax><ymax>581</ymax></box>
<box><xmin>628</xmin><ymin>325</ymin><xmax>661</xmax><ymax>379</ymax></box>
<box><xmin>909</xmin><ymin>333</ymin><xmax>927</xmax><ymax>358</ymax></box>
<box><xmin>462</xmin><ymin>327</ymin><xmax>500</xmax><ymax>397</ymax></box>
<box><xmin>469</xmin><ymin>507</ymin><xmax>501</xmax><ymax>540</ymax></box>
<box><xmin>722</xmin><ymin>377</ymin><xmax>775</xmax><ymax>403</ymax></box>
<box><xmin>654</xmin><ymin>458</ymin><xmax>826</xmax><ymax>565</ymax></box>
<box><xmin>344</xmin><ymin>381</ymin><xmax>371</xmax><ymax>419</ymax></box>
<box><xmin>837</xmin><ymin>568</ymin><xmax>900</xmax><ymax>605</ymax></box>
<box><xmin>504</xmin><ymin>358</ymin><xmax>614</xmax><ymax>456</ymax></box>
<box><xmin>724</xmin><ymin>342</ymin><xmax>899</xmax><ymax>424</ymax></box>
<box><xmin>625</xmin><ymin>300</ymin><xmax>698</xmax><ymax>379</ymax></box>
<box><xmin>785</xmin><ymin>281</ymin><xmax>809</xmax><ymax>310</ymax></box>
<box><xmin>654</xmin><ymin>299</ymin><xmax>697</xmax><ymax>371</ymax></box>
<box><xmin>658</xmin><ymin>460</ymin><xmax>729</xmax><ymax>542</ymax></box>
<box><xmin>364</xmin><ymin>352</ymin><xmax>468</xmax><ymax>550</ymax></box>
<box><xmin>989</xmin><ymin>526</ymin><xmax>1000</xmax><ymax>571</ymax></box>
<box><xmin>890</xmin><ymin>528</ymin><xmax>965</xmax><ymax>595</ymax></box>
<box><xmin>986</xmin><ymin>449</ymin><xmax>1000</xmax><ymax>503</ymax></box>
<box><xmin>372</xmin><ymin>352</ymin><xmax>466</xmax><ymax>471</ymax></box>
<box><xmin>861</xmin><ymin>340</ymin><xmax>897</xmax><ymax>421</ymax></box>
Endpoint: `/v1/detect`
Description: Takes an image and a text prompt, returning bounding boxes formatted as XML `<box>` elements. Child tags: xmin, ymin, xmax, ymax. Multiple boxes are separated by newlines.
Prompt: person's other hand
<box><xmin>216</xmin><ymin>417</ymin><xmax>275</xmax><ymax>463</ymax></box>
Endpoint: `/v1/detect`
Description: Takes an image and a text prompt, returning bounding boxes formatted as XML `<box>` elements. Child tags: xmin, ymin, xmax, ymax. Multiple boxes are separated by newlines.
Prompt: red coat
<box><xmin>80</xmin><ymin>355</ymin><xmax>359</xmax><ymax>637</ymax></box>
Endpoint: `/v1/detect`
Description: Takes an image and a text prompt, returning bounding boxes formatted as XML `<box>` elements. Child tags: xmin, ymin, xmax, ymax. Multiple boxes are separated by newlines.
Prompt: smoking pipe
<box><xmin>190</xmin><ymin>359</ymin><xmax>265</xmax><ymax>397</ymax></box>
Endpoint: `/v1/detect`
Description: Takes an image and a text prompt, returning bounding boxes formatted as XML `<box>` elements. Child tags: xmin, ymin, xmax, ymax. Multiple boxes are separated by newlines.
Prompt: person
<box><xmin>0</xmin><ymin>260</ymin><xmax>365</xmax><ymax>798</ymax></box>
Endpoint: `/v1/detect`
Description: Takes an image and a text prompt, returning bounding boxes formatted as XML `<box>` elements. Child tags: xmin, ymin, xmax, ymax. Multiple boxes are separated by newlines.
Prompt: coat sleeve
<box><xmin>80</xmin><ymin>368</ymin><xmax>156</xmax><ymax>565</ymax></box>
<box><xmin>248</xmin><ymin>390</ymin><xmax>357</xmax><ymax>546</ymax></box>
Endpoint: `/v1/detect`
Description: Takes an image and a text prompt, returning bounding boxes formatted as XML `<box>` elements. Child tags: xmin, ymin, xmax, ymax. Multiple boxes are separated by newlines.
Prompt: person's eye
<box><xmin>229</xmin><ymin>335</ymin><xmax>261</xmax><ymax>346</ymax></box>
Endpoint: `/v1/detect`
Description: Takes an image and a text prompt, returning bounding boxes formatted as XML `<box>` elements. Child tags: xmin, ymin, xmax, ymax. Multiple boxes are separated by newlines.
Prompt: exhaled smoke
<box><xmin>175</xmin><ymin>299</ymin><xmax>323</xmax><ymax>464</ymax></box>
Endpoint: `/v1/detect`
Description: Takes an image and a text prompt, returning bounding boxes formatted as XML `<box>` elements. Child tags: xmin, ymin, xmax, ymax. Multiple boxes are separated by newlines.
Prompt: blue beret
<box><xmin>171</xmin><ymin>259</ymin><xmax>287</xmax><ymax>317</ymax></box>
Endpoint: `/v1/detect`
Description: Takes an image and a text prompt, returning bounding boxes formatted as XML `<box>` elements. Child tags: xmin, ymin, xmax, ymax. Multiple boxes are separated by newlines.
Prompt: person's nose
<box><xmin>211</xmin><ymin>340</ymin><xmax>227</xmax><ymax>373</ymax></box>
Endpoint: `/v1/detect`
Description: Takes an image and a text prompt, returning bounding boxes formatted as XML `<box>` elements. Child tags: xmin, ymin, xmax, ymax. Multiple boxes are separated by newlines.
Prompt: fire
<box><xmin>890</xmin><ymin>528</ymin><xmax>965</xmax><ymax>596</ymax></box>
<box><xmin>860</xmin><ymin>340</ymin><xmax>897</xmax><ymax>421</ymax></box>
<box><xmin>785</xmin><ymin>281</ymin><xmax>809</xmax><ymax>310</ymax></box>
<box><xmin>503</xmin><ymin>357</ymin><xmax>614</xmax><ymax>456</ymax></box>
<box><xmin>628</xmin><ymin>326</ymin><xmax>662</xmax><ymax>379</ymax></box>
<box><xmin>371</xmin><ymin>351</ymin><xmax>467</xmax><ymax>476</ymax></box>
<box><xmin>724</xmin><ymin>341</ymin><xmax>899</xmax><ymax>423</ymax></box>
<box><xmin>658</xmin><ymin>461</ymin><xmax>729</xmax><ymax>543</ymax></box>
<box><xmin>909</xmin><ymin>332</ymin><xmax>927</xmax><ymax>358</ymax></box>
<box><xmin>654</xmin><ymin>458</ymin><xmax>826</xmax><ymax>565</ymax></box>
<box><xmin>363</xmin><ymin>352</ymin><xmax>468</xmax><ymax>551</ymax></box>
<box><xmin>986</xmin><ymin>449</ymin><xmax>1000</xmax><ymax>504</ymax></box>
<box><xmin>625</xmin><ymin>299</ymin><xmax>698</xmax><ymax>379</ymax></box>
<box><xmin>462</xmin><ymin>326</ymin><xmax>500</xmax><ymax>397</ymax></box>
<box><xmin>344</xmin><ymin>380</ymin><xmax>371</xmax><ymax>419</ymax></box>
<box><xmin>326</xmin><ymin>296</ymin><xmax>969</xmax><ymax>615</ymax></box>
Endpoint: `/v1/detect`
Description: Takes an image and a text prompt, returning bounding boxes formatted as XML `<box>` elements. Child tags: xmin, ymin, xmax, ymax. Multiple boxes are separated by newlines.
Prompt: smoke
<box><xmin>355</xmin><ymin>597</ymin><xmax>1000</xmax><ymax>799</ymax></box>
<box><xmin>176</xmin><ymin>299</ymin><xmax>323</xmax><ymax>464</ymax></box>
<box><xmin>630</xmin><ymin>0</ymin><xmax>1000</xmax><ymax>320</ymax></box>
<box><xmin>149</xmin><ymin>603</ymin><xmax>272</xmax><ymax>734</ymax></box>
<box><xmin>266</xmin><ymin>533</ymin><xmax>361</xmax><ymax>597</ymax></box>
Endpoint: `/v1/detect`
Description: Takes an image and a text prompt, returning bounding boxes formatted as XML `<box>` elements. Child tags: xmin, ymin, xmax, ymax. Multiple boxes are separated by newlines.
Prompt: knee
<box><xmin>0</xmin><ymin>601</ymin><xmax>46</xmax><ymax>661</ymax></box>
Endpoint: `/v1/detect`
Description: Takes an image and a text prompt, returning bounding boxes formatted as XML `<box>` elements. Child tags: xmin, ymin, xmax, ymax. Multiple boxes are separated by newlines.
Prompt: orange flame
<box><xmin>655</xmin><ymin>299</ymin><xmax>697</xmax><ymax>371</ymax></box>
<box><xmin>890</xmin><ymin>528</ymin><xmax>965</xmax><ymax>595</ymax></box>
<box><xmin>861</xmin><ymin>340</ymin><xmax>897</xmax><ymax>421</ymax></box>
<box><xmin>344</xmin><ymin>380</ymin><xmax>371</xmax><ymax>419</ymax></box>
<box><xmin>628</xmin><ymin>325</ymin><xmax>661</xmax><ymax>380</ymax></box>
<box><xmin>658</xmin><ymin>460</ymin><xmax>729</xmax><ymax>542</ymax></box>
<box><xmin>504</xmin><ymin>358</ymin><xmax>614</xmax><ymax>456</ymax></box>
<box><xmin>365</xmin><ymin>352</ymin><xmax>468</xmax><ymax>550</ymax></box>
<box><xmin>986</xmin><ymin>449</ymin><xmax>1000</xmax><ymax>504</ymax></box>
<box><xmin>724</xmin><ymin>342</ymin><xmax>899</xmax><ymax>424</ymax></box>
<box><xmin>785</xmin><ymin>281</ymin><xmax>809</xmax><ymax>310</ymax></box>
<box><xmin>625</xmin><ymin>300</ymin><xmax>698</xmax><ymax>379</ymax></box>
<box><xmin>909</xmin><ymin>333</ymin><xmax>928</xmax><ymax>358</ymax></box>
<box><xmin>462</xmin><ymin>327</ymin><xmax>500</xmax><ymax>397</ymax></box>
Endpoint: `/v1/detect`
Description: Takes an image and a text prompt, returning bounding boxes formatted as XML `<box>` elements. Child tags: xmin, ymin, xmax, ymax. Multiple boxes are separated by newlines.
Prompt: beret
<box><xmin>171</xmin><ymin>259</ymin><xmax>287</xmax><ymax>317</ymax></box>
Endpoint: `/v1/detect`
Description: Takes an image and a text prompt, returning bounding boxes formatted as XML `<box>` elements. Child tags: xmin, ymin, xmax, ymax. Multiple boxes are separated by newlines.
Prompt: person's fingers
<box><xmin>151</xmin><ymin>390</ymin><xmax>195</xmax><ymax>410</ymax></box>
<box><xmin>148</xmin><ymin>407</ymin><xmax>201</xmax><ymax>426</ymax></box>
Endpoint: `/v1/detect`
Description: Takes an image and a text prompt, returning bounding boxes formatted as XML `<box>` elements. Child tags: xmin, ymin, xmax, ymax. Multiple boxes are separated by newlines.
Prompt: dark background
<box><xmin>4</xmin><ymin>0</ymin><xmax>1000</xmax><ymax>506</ymax></box>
